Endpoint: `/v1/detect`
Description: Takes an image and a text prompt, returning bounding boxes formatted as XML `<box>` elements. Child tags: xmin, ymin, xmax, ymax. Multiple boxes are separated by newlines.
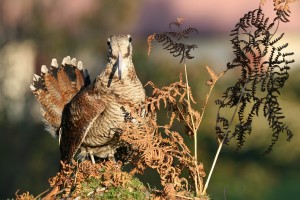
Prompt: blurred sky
<box><xmin>2</xmin><ymin>0</ymin><xmax>300</xmax><ymax>33</ymax></box>
<box><xmin>137</xmin><ymin>0</ymin><xmax>300</xmax><ymax>33</ymax></box>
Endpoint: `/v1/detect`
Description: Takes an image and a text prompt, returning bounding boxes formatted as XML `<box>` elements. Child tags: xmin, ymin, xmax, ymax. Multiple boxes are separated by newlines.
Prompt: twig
<box><xmin>42</xmin><ymin>186</ymin><xmax>60</xmax><ymax>199</ymax></box>
<box><xmin>35</xmin><ymin>189</ymin><xmax>49</xmax><ymax>199</ymax></box>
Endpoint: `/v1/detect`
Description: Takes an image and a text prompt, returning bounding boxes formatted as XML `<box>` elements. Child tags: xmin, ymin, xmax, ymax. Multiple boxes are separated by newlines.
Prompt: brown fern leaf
<box><xmin>206</xmin><ymin>66</ymin><xmax>218</xmax><ymax>83</ymax></box>
<box><xmin>259</xmin><ymin>0</ymin><xmax>299</xmax><ymax>22</ymax></box>
<box><xmin>147</xmin><ymin>34</ymin><xmax>156</xmax><ymax>56</ymax></box>
<box><xmin>15</xmin><ymin>191</ymin><xmax>35</xmax><ymax>200</ymax></box>
<box><xmin>273</xmin><ymin>0</ymin><xmax>298</xmax><ymax>12</ymax></box>
<box><xmin>164</xmin><ymin>183</ymin><xmax>176</xmax><ymax>200</ymax></box>
<box><xmin>120</xmin><ymin>77</ymin><xmax>205</xmax><ymax>198</ymax></box>
<box><xmin>259</xmin><ymin>0</ymin><xmax>267</xmax><ymax>6</ymax></box>
<box><xmin>46</xmin><ymin>160</ymin><xmax>135</xmax><ymax>198</ymax></box>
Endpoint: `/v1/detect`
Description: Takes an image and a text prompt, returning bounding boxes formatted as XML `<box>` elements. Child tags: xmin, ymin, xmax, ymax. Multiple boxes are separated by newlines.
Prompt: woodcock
<box><xmin>30</xmin><ymin>35</ymin><xmax>146</xmax><ymax>163</ymax></box>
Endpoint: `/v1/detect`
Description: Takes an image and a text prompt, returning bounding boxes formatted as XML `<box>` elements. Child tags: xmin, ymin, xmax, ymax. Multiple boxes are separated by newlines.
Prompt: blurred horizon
<box><xmin>0</xmin><ymin>0</ymin><xmax>299</xmax><ymax>199</ymax></box>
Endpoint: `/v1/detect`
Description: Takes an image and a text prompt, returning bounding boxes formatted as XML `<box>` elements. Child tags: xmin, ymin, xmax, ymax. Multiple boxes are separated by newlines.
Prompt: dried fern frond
<box><xmin>148</xmin><ymin>33</ymin><xmax>197</xmax><ymax>63</ymax></box>
<box><xmin>216</xmin><ymin>8</ymin><xmax>294</xmax><ymax>153</ymax></box>
<box><xmin>206</xmin><ymin>66</ymin><xmax>219</xmax><ymax>86</ymax></box>
<box><xmin>147</xmin><ymin>18</ymin><xmax>198</xmax><ymax>63</ymax></box>
<box><xmin>148</xmin><ymin>34</ymin><xmax>156</xmax><ymax>56</ymax></box>
<box><xmin>273</xmin><ymin>0</ymin><xmax>299</xmax><ymax>12</ymax></box>
<box><xmin>45</xmin><ymin>160</ymin><xmax>135</xmax><ymax>198</ymax></box>
<box><xmin>260</xmin><ymin>0</ymin><xmax>299</xmax><ymax>22</ymax></box>
<box><xmin>120</xmin><ymin>77</ymin><xmax>206</xmax><ymax>198</ymax></box>
<box><xmin>260</xmin><ymin>0</ymin><xmax>299</xmax><ymax>10</ymax></box>
<box><xmin>259</xmin><ymin>0</ymin><xmax>268</xmax><ymax>6</ymax></box>
<box><xmin>15</xmin><ymin>191</ymin><xmax>35</xmax><ymax>200</ymax></box>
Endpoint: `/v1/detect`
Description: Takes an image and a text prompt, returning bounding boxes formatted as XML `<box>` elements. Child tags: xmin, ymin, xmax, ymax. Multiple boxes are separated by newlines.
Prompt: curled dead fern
<box><xmin>120</xmin><ymin>75</ymin><xmax>206</xmax><ymax>198</ymax></box>
<box><xmin>15</xmin><ymin>191</ymin><xmax>35</xmax><ymax>200</ymax></box>
<box><xmin>148</xmin><ymin>18</ymin><xmax>198</xmax><ymax>63</ymax></box>
<box><xmin>44</xmin><ymin>160</ymin><xmax>142</xmax><ymax>199</ymax></box>
<box><xmin>216</xmin><ymin>8</ymin><xmax>294</xmax><ymax>154</ymax></box>
<box><xmin>260</xmin><ymin>0</ymin><xmax>299</xmax><ymax>22</ymax></box>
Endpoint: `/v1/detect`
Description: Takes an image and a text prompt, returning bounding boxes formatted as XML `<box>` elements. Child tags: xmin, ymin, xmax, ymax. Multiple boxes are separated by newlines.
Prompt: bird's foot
<box><xmin>89</xmin><ymin>152</ymin><xmax>96</xmax><ymax>164</ymax></box>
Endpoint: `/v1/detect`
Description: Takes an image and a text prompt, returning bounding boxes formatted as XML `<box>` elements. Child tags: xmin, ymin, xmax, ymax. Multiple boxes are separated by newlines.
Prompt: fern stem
<box><xmin>184</xmin><ymin>63</ymin><xmax>197</xmax><ymax>160</ymax></box>
<box><xmin>199</xmin><ymin>70</ymin><xmax>225</xmax><ymax>129</ymax></box>
<box><xmin>270</xmin><ymin>17</ymin><xmax>280</xmax><ymax>42</ymax></box>
<box><xmin>35</xmin><ymin>189</ymin><xmax>50</xmax><ymax>199</ymax></box>
<box><xmin>202</xmin><ymin>76</ymin><xmax>248</xmax><ymax>195</ymax></box>
<box><xmin>183</xmin><ymin>60</ymin><xmax>200</xmax><ymax>196</ymax></box>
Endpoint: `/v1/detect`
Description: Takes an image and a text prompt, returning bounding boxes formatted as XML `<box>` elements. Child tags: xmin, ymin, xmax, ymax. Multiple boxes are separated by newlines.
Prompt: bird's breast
<box><xmin>82</xmin><ymin>81</ymin><xmax>145</xmax><ymax>148</ymax></box>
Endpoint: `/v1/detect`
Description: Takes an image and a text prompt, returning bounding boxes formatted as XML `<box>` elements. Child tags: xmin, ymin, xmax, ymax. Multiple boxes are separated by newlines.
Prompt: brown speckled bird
<box><xmin>30</xmin><ymin>35</ymin><xmax>146</xmax><ymax>163</ymax></box>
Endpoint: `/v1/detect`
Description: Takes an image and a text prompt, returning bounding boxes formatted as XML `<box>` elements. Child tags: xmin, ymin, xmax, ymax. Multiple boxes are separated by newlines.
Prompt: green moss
<box><xmin>79</xmin><ymin>176</ymin><xmax>148</xmax><ymax>200</ymax></box>
<box><xmin>81</xmin><ymin>177</ymin><xmax>102</xmax><ymax>197</ymax></box>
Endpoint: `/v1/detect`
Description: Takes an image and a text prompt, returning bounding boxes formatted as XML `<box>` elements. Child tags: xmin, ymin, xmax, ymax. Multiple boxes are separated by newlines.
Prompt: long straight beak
<box><xmin>118</xmin><ymin>52</ymin><xmax>122</xmax><ymax>79</ymax></box>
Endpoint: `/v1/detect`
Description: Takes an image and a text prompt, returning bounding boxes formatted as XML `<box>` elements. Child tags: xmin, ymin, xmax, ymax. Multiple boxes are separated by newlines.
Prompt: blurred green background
<box><xmin>0</xmin><ymin>0</ymin><xmax>299</xmax><ymax>199</ymax></box>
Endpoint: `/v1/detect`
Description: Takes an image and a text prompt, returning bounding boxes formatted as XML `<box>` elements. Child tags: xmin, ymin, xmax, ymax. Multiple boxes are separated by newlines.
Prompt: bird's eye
<box><xmin>127</xmin><ymin>34</ymin><xmax>132</xmax><ymax>43</ymax></box>
<box><xmin>107</xmin><ymin>38</ymin><xmax>111</xmax><ymax>46</ymax></box>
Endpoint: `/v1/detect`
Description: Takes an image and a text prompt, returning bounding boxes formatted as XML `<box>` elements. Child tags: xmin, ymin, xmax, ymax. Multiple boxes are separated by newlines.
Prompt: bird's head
<box><xmin>107</xmin><ymin>34</ymin><xmax>133</xmax><ymax>80</ymax></box>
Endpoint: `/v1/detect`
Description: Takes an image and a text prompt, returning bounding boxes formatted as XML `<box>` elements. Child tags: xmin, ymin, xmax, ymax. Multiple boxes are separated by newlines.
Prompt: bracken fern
<box><xmin>215</xmin><ymin>7</ymin><xmax>294</xmax><ymax>154</ymax></box>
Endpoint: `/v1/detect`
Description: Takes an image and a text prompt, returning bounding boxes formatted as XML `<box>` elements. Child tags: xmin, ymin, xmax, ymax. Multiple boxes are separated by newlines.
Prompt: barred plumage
<box><xmin>31</xmin><ymin>35</ymin><xmax>147</xmax><ymax>163</ymax></box>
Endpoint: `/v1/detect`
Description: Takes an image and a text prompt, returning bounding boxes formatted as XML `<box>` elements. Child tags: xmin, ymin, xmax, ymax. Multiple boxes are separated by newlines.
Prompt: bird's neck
<box><xmin>95</xmin><ymin>56</ymin><xmax>137</xmax><ymax>89</ymax></box>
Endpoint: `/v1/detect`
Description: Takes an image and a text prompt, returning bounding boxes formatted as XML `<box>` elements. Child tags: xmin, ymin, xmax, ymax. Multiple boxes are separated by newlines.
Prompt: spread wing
<box><xmin>59</xmin><ymin>85</ymin><xmax>105</xmax><ymax>162</ymax></box>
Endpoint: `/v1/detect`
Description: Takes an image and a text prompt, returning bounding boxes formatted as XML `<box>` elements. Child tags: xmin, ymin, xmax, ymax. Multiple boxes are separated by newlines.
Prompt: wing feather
<box><xmin>59</xmin><ymin>85</ymin><xmax>105</xmax><ymax>162</ymax></box>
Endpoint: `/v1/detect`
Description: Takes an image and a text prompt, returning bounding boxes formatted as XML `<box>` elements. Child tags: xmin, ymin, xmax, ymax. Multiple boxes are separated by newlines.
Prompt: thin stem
<box><xmin>269</xmin><ymin>17</ymin><xmax>280</xmax><ymax>41</ymax></box>
<box><xmin>199</xmin><ymin>70</ymin><xmax>225</xmax><ymax>127</ymax></box>
<box><xmin>183</xmin><ymin>60</ymin><xmax>199</xmax><ymax>196</ymax></box>
<box><xmin>35</xmin><ymin>189</ymin><xmax>50</xmax><ymax>199</ymax></box>
<box><xmin>202</xmin><ymin>77</ymin><xmax>248</xmax><ymax>195</ymax></box>
<box><xmin>184</xmin><ymin>62</ymin><xmax>197</xmax><ymax>160</ymax></box>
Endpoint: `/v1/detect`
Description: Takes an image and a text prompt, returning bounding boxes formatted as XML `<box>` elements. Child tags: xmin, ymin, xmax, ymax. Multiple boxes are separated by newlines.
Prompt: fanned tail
<box><xmin>30</xmin><ymin>56</ymin><xmax>90</xmax><ymax>137</ymax></box>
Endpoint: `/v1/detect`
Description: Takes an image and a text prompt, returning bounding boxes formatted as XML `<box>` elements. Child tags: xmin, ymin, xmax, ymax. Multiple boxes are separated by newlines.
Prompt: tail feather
<box><xmin>32</xmin><ymin>74</ymin><xmax>62</xmax><ymax>122</ymax></box>
<box><xmin>57</xmin><ymin>67</ymin><xmax>77</xmax><ymax>102</ymax></box>
<box><xmin>30</xmin><ymin>56</ymin><xmax>90</xmax><ymax>137</ymax></box>
<box><xmin>42</xmin><ymin>67</ymin><xmax>65</xmax><ymax>113</ymax></box>
<box><xmin>75</xmin><ymin>61</ymin><xmax>85</xmax><ymax>90</ymax></box>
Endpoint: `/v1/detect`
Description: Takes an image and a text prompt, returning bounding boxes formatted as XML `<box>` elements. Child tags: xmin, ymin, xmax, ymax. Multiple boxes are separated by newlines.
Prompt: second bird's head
<box><xmin>107</xmin><ymin>35</ymin><xmax>133</xmax><ymax>79</ymax></box>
